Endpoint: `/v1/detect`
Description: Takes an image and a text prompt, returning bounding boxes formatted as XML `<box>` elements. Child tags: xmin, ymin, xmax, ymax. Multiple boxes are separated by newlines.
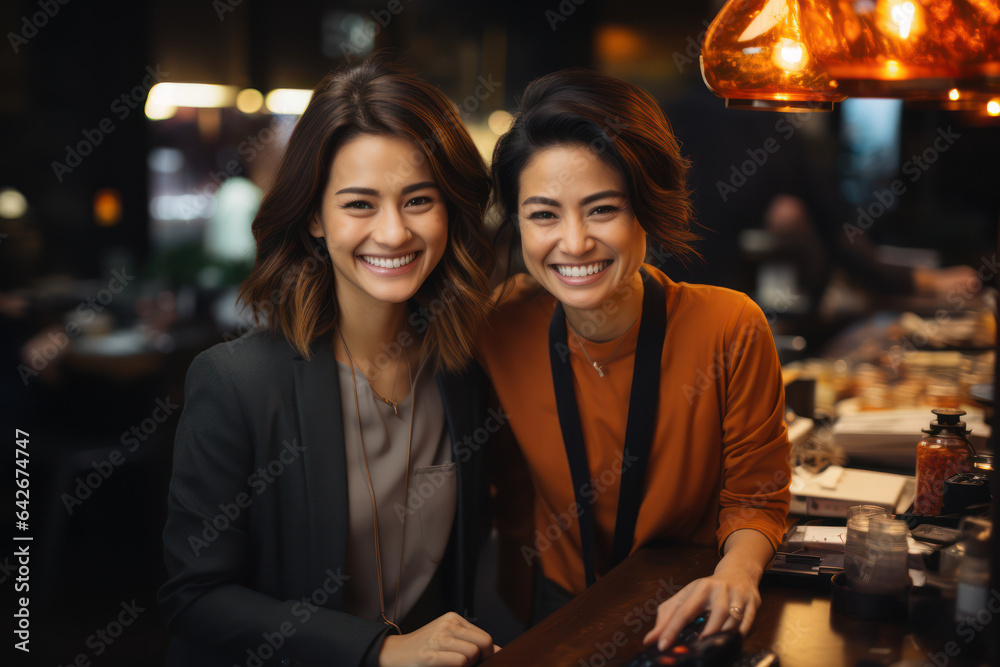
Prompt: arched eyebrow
<box><xmin>335</xmin><ymin>187</ymin><xmax>378</xmax><ymax>196</ymax></box>
<box><xmin>334</xmin><ymin>181</ymin><xmax>437</xmax><ymax>197</ymax></box>
<box><xmin>580</xmin><ymin>190</ymin><xmax>626</xmax><ymax>206</ymax></box>
<box><xmin>522</xmin><ymin>190</ymin><xmax>627</xmax><ymax>208</ymax></box>
<box><xmin>401</xmin><ymin>181</ymin><xmax>438</xmax><ymax>195</ymax></box>
<box><xmin>522</xmin><ymin>195</ymin><xmax>560</xmax><ymax>207</ymax></box>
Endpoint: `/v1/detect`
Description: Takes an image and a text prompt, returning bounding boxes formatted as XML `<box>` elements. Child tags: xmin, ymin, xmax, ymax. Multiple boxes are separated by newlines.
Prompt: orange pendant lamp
<box><xmin>700</xmin><ymin>0</ymin><xmax>846</xmax><ymax>111</ymax></box>
<box><xmin>798</xmin><ymin>0</ymin><xmax>1000</xmax><ymax>97</ymax></box>
<box><xmin>958</xmin><ymin>0</ymin><xmax>1000</xmax><ymax>89</ymax></box>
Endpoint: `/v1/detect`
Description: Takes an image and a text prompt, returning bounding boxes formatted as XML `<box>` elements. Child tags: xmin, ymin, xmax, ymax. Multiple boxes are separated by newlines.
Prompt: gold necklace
<box><xmin>339</xmin><ymin>329</ymin><xmax>414</xmax><ymax>631</ymax></box>
<box><xmin>345</xmin><ymin>342</ymin><xmax>403</xmax><ymax>415</ymax></box>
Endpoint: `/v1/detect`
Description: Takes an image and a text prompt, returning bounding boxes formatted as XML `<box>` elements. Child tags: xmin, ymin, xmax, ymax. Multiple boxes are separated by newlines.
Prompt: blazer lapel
<box><xmin>293</xmin><ymin>342</ymin><xmax>349</xmax><ymax>598</ymax></box>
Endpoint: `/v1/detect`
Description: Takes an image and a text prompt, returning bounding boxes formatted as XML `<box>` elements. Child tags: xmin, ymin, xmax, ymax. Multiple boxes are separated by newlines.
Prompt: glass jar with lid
<box><xmin>914</xmin><ymin>409</ymin><xmax>975</xmax><ymax>515</ymax></box>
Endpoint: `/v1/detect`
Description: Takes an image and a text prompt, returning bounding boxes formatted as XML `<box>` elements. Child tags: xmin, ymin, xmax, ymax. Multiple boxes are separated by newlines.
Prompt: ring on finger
<box><xmin>729</xmin><ymin>606</ymin><xmax>744</xmax><ymax>620</ymax></box>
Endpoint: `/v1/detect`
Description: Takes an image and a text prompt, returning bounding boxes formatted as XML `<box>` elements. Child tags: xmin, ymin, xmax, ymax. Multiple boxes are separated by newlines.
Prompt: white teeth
<box><xmin>361</xmin><ymin>253</ymin><xmax>416</xmax><ymax>269</ymax></box>
<box><xmin>555</xmin><ymin>261</ymin><xmax>609</xmax><ymax>277</ymax></box>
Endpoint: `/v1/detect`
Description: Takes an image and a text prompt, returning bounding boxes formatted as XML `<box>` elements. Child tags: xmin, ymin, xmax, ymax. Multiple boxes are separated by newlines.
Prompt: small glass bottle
<box><xmin>955</xmin><ymin>534</ymin><xmax>990</xmax><ymax>622</ymax></box>
<box><xmin>914</xmin><ymin>409</ymin><xmax>975</xmax><ymax>515</ymax></box>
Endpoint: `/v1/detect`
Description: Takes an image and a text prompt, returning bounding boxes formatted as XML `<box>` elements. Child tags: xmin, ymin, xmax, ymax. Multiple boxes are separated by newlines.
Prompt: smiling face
<box><xmin>518</xmin><ymin>143</ymin><xmax>646</xmax><ymax>316</ymax></box>
<box><xmin>309</xmin><ymin>133</ymin><xmax>448</xmax><ymax>311</ymax></box>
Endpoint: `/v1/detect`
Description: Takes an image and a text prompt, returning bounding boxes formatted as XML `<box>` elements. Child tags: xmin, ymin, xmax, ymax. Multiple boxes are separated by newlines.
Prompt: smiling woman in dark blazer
<box><xmin>157</xmin><ymin>57</ymin><xmax>499</xmax><ymax>667</ymax></box>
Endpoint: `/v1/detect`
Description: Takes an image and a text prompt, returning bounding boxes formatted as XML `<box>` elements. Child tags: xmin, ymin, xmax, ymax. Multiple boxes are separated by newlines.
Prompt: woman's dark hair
<box><xmin>239</xmin><ymin>55</ymin><xmax>494</xmax><ymax>370</ymax></box>
<box><xmin>491</xmin><ymin>68</ymin><xmax>698</xmax><ymax>271</ymax></box>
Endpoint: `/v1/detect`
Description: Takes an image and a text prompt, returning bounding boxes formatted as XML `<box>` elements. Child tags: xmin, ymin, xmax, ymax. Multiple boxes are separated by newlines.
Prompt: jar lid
<box><xmin>931</xmin><ymin>408</ymin><xmax>967</xmax><ymax>428</ymax></box>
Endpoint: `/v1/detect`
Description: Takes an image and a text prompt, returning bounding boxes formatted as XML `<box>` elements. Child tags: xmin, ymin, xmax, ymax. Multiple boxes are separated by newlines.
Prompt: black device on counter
<box><xmin>626</xmin><ymin>616</ymin><xmax>779</xmax><ymax>667</ymax></box>
<box><xmin>941</xmin><ymin>471</ymin><xmax>992</xmax><ymax>515</ymax></box>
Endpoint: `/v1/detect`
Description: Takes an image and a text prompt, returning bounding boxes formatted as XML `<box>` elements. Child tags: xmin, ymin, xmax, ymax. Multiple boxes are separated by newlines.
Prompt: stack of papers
<box><xmin>789</xmin><ymin>465</ymin><xmax>915</xmax><ymax>517</ymax></box>
<box><xmin>832</xmin><ymin>406</ymin><xmax>991</xmax><ymax>468</ymax></box>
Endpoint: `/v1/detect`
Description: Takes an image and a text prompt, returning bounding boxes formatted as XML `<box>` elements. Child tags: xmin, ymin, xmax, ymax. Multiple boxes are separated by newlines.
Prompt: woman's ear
<box><xmin>308</xmin><ymin>215</ymin><xmax>324</xmax><ymax>239</ymax></box>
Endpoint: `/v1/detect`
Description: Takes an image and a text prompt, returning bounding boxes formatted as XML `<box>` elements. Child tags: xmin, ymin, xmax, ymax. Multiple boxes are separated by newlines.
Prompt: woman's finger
<box><xmin>698</xmin><ymin>585</ymin><xmax>733</xmax><ymax>639</ymax></box>
<box><xmin>642</xmin><ymin>592</ymin><xmax>687</xmax><ymax>645</ymax></box>
<box><xmin>738</xmin><ymin>598</ymin><xmax>758</xmax><ymax>635</ymax></box>
<box><xmin>657</xmin><ymin>589</ymin><xmax>714</xmax><ymax>650</ymax></box>
<box><xmin>431</xmin><ymin>635</ymin><xmax>482</xmax><ymax>664</ymax></box>
<box><xmin>444</xmin><ymin>616</ymin><xmax>495</xmax><ymax>659</ymax></box>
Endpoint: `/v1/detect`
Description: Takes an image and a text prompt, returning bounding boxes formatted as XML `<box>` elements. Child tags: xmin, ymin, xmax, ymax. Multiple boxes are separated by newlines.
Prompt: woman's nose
<box><xmin>560</xmin><ymin>216</ymin><xmax>595</xmax><ymax>256</ymax></box>
<box><xmin>371</xmin><ymin>208</ymin><xmax>411</xmax><ymax>247</ymax></box>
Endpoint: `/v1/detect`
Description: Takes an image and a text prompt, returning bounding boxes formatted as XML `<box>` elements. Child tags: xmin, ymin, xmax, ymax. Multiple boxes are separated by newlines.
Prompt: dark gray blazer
<box><xmin>157</xmin><ymin>331</ymin><xmax>494</xmax><ymax>666</ymax></box>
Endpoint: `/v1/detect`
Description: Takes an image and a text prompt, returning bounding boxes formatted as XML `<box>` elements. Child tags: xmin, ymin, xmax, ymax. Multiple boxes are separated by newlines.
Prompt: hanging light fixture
<box><xmin>798</xmin><ymin>0</ymin><xmax>1000</xmax><ymax>98</ymax></box>
<box><xmin>700</xmin><ymin>0</ymin><xmax>846</xmax><ymax>111</ymax></box>
<box><xmin>956</xmin><ymin>0</ymin><xmax>1000</xmax><ymax>91</ymax></box>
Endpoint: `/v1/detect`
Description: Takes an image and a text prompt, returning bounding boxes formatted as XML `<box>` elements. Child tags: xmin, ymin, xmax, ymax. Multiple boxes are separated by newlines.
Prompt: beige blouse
<box><xmin>338</xmin><ymin>356</ymin><xmax>457</xmax><ymax>626</ymax></box>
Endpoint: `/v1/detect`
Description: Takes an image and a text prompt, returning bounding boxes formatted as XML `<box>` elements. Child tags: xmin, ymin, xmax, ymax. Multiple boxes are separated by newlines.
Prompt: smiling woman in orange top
<box><xmin>480</xmin><ymin>68</ymin><xmax>791</xmax><ymax>649</ymax></box>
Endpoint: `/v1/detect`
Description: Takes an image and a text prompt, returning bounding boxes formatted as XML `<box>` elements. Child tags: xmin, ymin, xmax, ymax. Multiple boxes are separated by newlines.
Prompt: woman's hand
<box><xmin>641</xmin><ymin>529</ymin><xmax>773</xmax><ymax>650</ymax></box>
<box><xmin>379</xmin><ymin>612</ymin><xmax>500</xmax><ymax>666</ymax></box>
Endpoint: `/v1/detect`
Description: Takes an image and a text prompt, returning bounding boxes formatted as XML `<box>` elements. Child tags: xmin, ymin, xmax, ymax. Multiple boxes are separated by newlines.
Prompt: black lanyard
<box><xmin>547</xmin><ymin>271</ymin><xmax>666</xmax><ymax>587</ymax></box>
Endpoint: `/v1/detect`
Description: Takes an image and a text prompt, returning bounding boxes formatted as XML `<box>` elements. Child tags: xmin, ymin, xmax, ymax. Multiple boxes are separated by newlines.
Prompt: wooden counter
<box><xmin>483</xmin><ymin>544</ymin><xmax>992</xmax><ymax>666</ymax></box>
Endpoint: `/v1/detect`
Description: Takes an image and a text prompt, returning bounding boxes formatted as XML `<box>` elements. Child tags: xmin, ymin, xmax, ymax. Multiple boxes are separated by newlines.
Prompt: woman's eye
<box><xmin>341</xmin><ymin>200</ymin><xmax>374</xmax><ymax>210</ymax></box>
<box><xmin>527</xmin><ymin>210</ymin><xmax>557</xmax><ymax>220</ymax></box>
<box><xmin>405</xmin><ymin>196</ymin><xmax>433</xmax><ymax>207</ymax></box>
<box><xmin>590</xmin><ymin>205</ymin><xmax>620</xmax><ymax>216</ymax></box>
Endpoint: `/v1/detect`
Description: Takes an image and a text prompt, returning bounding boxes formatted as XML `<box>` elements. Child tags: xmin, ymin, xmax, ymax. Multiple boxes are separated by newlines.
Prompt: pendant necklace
<box><xmin>339</xmin><ymin>329</ymin><xmax>414</xmax><ymax>631</ymax></box>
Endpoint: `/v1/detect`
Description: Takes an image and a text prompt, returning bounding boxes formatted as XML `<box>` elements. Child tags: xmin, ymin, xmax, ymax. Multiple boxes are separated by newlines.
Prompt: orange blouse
<box><xmin>477</xmin><ymin>265</ymin><xmax>791</xmax><ymax>596</ymax></box>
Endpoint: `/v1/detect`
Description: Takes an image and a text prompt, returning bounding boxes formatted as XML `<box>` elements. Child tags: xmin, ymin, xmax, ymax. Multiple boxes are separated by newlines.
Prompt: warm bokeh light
<box><xmin>888</xmin><ymin>1</ymin><xmax>916</xmax><ymax>39</ymax></box>
<box><xmin>236</xmin><ymin>88</ymin><xmax>264</xmax><ymax>114</ymax></box>
<box><xmin>265</xmin><ymin>89</ymin><xmax>313</xmax><ymax>115</ymax></box>
<box><xmin>949</xmin><ymin>88</ymin><xmax>961</xmax><ymax>101</ymax></box>
<box><xmin>988</xmin><ymin>99</ymin><xmax>1000</xmax><ymax>116</ymax></box>
<box><xmin>595</xmin><ymin>24</ymin><xmax>647</xmax><ymax>65</ymax></box>
<box><xmin>798</xmin><ymin>0</ymin><xmax>991</xmax><ymax>97</ymax></box>
<box><xmin>93</xmin><ymin>188</ymin><xmax>123</xmax><ymax>227</ymax></box>
<box><xmin>701</xmin><ymin>0</ymin><xmax>842</xmax><ymax>111</ymax></box>
<box><xmin>774</xmin><ymin>38</ymin><xmax>806</xmax><ymax>72</ymax></box>
<box><xmin>147</xmin><ymin>83</ymin><xmax>238</xmax><ymax>109</ymax></box>
<box><xmin>487</xmin><ymin>109</ymin><xmax>513</xmax><ymax>135</ymax></box>
<box><xmin>0</xmin><ymin>187</ymin><xmax>28</xmax><ymax>219</ymax></box>
<box><xmin>145</xmin><ymin>100</ymin><xmax>177</xmax><ymax>120</ymax></box>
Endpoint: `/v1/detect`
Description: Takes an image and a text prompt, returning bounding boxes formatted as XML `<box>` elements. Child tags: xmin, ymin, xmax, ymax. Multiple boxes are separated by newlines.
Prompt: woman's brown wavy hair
<box><xmin>239</xmin><ymin>55</ymin><xmax>494</xmax><ymax>371</ymax></box>
<box><xmin>491</xmin><ymin>68</ymin><xmax>699</xmax><ymax>273</ymax></box>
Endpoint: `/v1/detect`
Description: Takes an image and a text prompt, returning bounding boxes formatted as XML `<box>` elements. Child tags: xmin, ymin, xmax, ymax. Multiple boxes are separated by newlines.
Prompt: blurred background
<box><xmin>0</xmin><ymin>0</ymin><xmax>996</xmax><ymax>664</ymax></box>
